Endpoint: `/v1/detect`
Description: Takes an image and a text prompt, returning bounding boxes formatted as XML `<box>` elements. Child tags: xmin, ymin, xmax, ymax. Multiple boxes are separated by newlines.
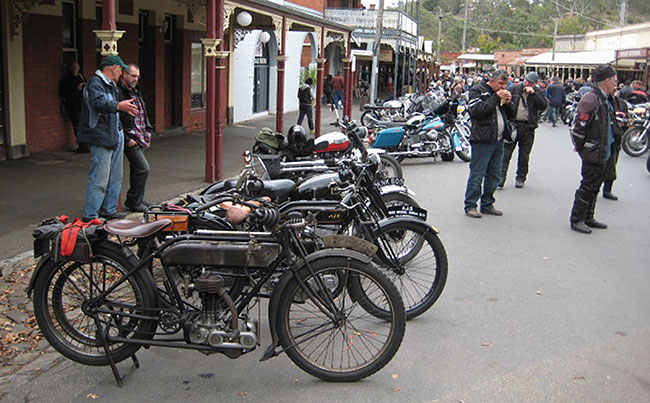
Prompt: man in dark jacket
<box><xmin>79</xmin><ymin>55</ymin><xmax>137</xmax><ymax>221</ymax></box>
<box><xmin>500</xmin><ymin>71</ymin><xmax>548</xmax><ymax>188</ymax></box>
<box><xmin>546</xmin><ymin>78</ymin><xmax>566</xmax><ymax>127</ymax></box>
<box><xmin>296</xmin><ymin>77</ymin><xmax>314</xmax><ymax>134</ymax></box>
<box><xmin>569</xmin><ymin>65</ymin><xmax>627</xmax><ymax>234</ymax></box>
<box><xmin>464</xmin><ymin>69</ymin><xmax>515</xmax><ymax>218</ymax></box>
<box><xmin>118</xmin><ymin>64</ymin><xmax>154</xmax><ymax>212</ymax></box>
<box><xmin>58</xmin><ymin>61</ymin><xmax>87</xmax><ymax>152</ymax></box>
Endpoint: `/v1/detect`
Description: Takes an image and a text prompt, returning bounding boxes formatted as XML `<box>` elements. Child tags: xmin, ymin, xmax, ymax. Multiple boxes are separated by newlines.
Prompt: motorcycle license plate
<box><xmin>386</xmin><ymin>205</ymin><xmax>427</xmax><ymax>220</ymax></box>
<box><xmin>377</xmin><ymin>177</ymin><xmax>405</xmax><ymax>187</ymax></box>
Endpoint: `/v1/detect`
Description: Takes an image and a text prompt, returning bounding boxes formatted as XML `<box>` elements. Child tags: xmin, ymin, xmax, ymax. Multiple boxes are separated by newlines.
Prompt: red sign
<box><xmin>616</xmin><ymin>48</ymin><xmax>650</xmax><ymax>59</ymax></box>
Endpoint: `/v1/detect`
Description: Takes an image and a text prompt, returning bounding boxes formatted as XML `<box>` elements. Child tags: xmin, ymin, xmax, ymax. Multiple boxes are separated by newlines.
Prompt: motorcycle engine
<box><xmin>181</xmin><ymin>271</ymin><xmax>259</xmax><ymax>355</ymax></box>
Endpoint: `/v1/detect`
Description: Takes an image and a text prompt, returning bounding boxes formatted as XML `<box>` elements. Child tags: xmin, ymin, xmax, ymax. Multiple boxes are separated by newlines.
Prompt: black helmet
<box><xmin>287</xmin><ymin>125</ymin><xmax>307</xmax><ymax>145</ymax></box>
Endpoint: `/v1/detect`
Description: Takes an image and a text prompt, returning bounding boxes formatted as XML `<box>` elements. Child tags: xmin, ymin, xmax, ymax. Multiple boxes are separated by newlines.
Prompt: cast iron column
<box><xmin>275</xmin><ymin>17</ymin><xmax>287</xmax><ymax>134</ymax></box>
<box><xmin>214</xmin><ymin>0</ymin><xmax>226</xmax><ymax>181</ymax></box>
<box><xmin>204</xmin><ymin>0</ymin><xmax>217</xmax><ymax>182</ymax></box>
<box><xmin>102</xmin><ymin>0</ymin><xmax>116</xmax><ymax>30</ymax></box>
<box><xmin>343</xmin><ymin>34</ymin><xmax>352</xmax><ymax>119</ymax></box>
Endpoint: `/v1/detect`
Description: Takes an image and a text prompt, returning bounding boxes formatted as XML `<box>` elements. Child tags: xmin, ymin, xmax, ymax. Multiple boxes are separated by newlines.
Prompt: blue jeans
<box><xmin>548</xmin><ymin>105</ymin><xmax>561</xmax><ymax>124</ymax></box>
<box><xmin>333</xmin><ymin>90</ymin><xmax>344</xmax><ymax>108</ymax></box>
<box><xmin>82</xmin><ymin>132</ymin><xmax>124</xmax><ymax>218</ymax></box>
<box><xmin>464</xmin><ymin>140</ymin><xmax>504</xmax><ymax>211</ymax></box>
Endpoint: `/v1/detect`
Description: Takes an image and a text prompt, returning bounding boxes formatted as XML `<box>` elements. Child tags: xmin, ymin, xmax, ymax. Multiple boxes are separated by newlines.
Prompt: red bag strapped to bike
<box><xmin>33</xmin><ymin>215</ymin><xmax>104</xmax><ymax>263</ymax></box>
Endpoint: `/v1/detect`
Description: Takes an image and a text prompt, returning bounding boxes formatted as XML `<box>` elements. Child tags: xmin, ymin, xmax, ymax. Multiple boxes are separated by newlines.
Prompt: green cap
<box><xmin>100</xmin><ymin>55</ymin><xmax>129</xmax><ymax>69</ymax></box>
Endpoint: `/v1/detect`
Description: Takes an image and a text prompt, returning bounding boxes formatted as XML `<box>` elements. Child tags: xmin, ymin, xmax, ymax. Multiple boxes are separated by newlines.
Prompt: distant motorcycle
<box><xmin>369</xmin><ymin>101</ymin><xmax>471</xmax><ymax>163</ymax></box>
<box><xmin>621</xmin><ymin>103</ymin><xmax>650</xmax><ymax>157</ymax></box>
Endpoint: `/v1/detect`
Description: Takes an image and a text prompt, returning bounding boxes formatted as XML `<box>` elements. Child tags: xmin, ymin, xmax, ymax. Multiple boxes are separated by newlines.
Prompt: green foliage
<box><xmin>300</xmin><ymin>67</ymin><xmax>317</xmax><ymax>85</ymax></box>
<box><xmin>410</xmin><ymin>0</ymin><xmax>650</xmax><ymax>52</ymax></box>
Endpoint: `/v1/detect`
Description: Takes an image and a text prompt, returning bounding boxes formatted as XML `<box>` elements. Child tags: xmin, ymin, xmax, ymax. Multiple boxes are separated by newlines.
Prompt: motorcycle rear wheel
<box><xmin>622</xmin><ymin>127</ymin><xmax>649</xmax><ymax>157</ymax></box>
<box><xmin>33</xmin><ymin>242</ymin><xmax>158</xmax><ymax>366</ymax></box>
<box><xmin>276</xmin><ymin>256</ymin><xmax>405</xmax><ymax>381</ymax></box>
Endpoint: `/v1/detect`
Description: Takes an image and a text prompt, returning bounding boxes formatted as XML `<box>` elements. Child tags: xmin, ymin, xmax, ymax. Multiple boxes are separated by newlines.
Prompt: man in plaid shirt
<box><xmin>118</xmin><ymin>64</ymin><xmax>154</xmax><ymax>212</ymax></box>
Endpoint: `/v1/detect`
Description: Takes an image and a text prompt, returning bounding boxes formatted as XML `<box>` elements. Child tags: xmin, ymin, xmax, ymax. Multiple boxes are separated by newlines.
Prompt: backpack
<box><xmin>253</xmin><ymin>127</ymin><xmax>282</xmax><ymax>154</ymax></box>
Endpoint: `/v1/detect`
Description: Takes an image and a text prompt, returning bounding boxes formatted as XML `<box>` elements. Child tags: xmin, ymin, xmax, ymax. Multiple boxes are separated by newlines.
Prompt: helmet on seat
<box><xmin>287</xmin><ymin>125</ymin><xmax>307</xmax><ymax>146</ymax></box>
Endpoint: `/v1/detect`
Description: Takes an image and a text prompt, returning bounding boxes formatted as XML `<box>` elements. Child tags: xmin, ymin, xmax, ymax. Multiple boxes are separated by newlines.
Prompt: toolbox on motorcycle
<box><xmin>144</xmin><ymin>210</ymin><xmax>190</xmax><ymax>232</ymax></box>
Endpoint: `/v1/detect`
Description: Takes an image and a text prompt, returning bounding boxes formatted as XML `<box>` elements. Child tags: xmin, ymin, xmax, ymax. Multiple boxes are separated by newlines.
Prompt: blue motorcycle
<box><xmin>369</xmin><ymin>101</ymin><xmax>471</xmax><ymax>163</ymax></box>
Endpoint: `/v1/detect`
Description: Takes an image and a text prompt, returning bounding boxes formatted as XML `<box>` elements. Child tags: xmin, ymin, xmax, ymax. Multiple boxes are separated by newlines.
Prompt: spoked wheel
<box><xmin>621</xmin><ymin>127</ymin><xmax>649</xmax><ymax>157</ymax></box>
<box><xmin>351</xmin><ymin>220</ymin><xmax>448</xmax><ymax>320</ymax></box>
<box><xmin>454</xmin><ymin>127</ymin><xmax>472</xmax><ymax>162</ymax></box>
<box><xmin>32</xmin><ymin>242</ymin><xmax>158</xmax><ymax>366</ymax></box>
<box><xmin>277</xmin><ymin>256</ymin><xmax>405</xmax><ymax>382</ymax></box>
<box><xmin>377</xmin><ymin>154</ymin><xmax>403</xmax><ymax>179</ymax></box>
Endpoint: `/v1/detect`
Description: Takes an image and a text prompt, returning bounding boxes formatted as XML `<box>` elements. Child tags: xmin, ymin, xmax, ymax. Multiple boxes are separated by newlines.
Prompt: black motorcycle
<box><xmin>29</xmin><ymin>203</ymin><xmax>406</xmax><ymax>386</ymax></box>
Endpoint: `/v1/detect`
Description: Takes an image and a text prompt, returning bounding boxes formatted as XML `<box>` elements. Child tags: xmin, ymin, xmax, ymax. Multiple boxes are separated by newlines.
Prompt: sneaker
<box><xmin>480</xmin><ymin>206</ymin><xmax>503</xmax><ymax>216</ymax></box>
<box><xmin>465</xmin><ymin>208</ymin><xmax>482</xmax><ymax>218</ymax></box>
<box><xmin>99</xmin><ymin>211</ymin><xmax>128</xmax><ymax>220</ymax></box>
<box><xmin>125</xmin><ymin>202</ymin><xmax>148</xmax><ymax>213</ymax></box>
<box><xmin>515</xmin><ymin>179</ymin><xmax>525</xmax><ymax>188</ymax></box>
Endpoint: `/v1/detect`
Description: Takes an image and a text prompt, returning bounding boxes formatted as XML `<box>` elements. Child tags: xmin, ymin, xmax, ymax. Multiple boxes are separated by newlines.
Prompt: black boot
<box><xmin>602</xmin><ymin>181</ymin><xmax>617</xmax><ymax>200</ymax></box>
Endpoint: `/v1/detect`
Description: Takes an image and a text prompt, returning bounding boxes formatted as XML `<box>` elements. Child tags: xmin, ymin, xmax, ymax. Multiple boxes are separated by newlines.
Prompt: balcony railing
<box><xmin>324</xmin><ymin>8</ymin><xmax>417</xmax><ymax>37</ymax></box>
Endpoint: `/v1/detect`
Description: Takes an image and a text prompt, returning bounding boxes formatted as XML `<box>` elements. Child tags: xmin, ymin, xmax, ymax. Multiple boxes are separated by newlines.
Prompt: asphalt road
<box><xmin>3</xmin><ymin>122</ymin><xmax>650</xmax><ymax>402</ymax></box>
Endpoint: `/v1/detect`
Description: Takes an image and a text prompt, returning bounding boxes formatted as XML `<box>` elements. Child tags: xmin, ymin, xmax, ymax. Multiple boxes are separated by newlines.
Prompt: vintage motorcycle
<box><xmin>28</xmin><ymin>201</ymin><xmax>406</xmax><ymax>386</ymax></box>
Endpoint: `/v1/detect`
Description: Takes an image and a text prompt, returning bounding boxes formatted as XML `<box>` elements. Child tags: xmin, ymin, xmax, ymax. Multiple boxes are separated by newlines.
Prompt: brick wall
<box><xmin>22</xmin><ymin>13</ymin><xmax>72</xmax><ymax>153</ymax></box>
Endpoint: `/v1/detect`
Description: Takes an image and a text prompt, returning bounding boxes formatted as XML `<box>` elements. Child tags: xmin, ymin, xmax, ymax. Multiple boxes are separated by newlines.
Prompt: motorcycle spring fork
<box><xmin>95</xmin><ymin>313</ymin><xmax>140</xmax><ymax>387</ymax></box>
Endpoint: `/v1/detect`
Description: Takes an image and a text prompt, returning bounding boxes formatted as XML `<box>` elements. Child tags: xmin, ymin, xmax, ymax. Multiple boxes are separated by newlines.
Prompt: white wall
<box><xmin>232</xmin><ymin>30</ymin><xmax>313</xmax><ymax>125</ymax></box>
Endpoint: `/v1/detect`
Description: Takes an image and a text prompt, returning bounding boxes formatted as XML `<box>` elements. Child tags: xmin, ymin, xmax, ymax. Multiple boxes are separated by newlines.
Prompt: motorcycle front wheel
<box><xmin>377</xmin><ymin>154</ymin><xmax>403</xmax><ymax>179</ymax></box>
<box><xmin>33</xmin><ymin>242</ymin><xmax>158</xmax><ymax>366</ymax></box>
<box><xmin>350</xmin><ymin>219</ymin><xmax>448</xmax><ymax>320</ymax></box>
<box><xmin>622</xmin><ymin>127</ymin><xmax>649</xmax><ymax>157</ymax></box>
<box><xmin>276</xmin><ymin>256</ymin><xmax>405</xmax><ymax>382</ymax></box>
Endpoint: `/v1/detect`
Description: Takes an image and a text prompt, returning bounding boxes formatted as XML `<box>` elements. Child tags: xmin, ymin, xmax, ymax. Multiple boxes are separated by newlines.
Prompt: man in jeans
<box><xmin>78</xmin><ymin>55</ymin><xmax>137</xmax><ymax>221</ymax></box>
<box><xmin>464</xmin><ymin>69</ymin><xmax>515</xmax><ymax>218</ymax></box>
<box><xmin>118</xmin><ymin>64</ymin><xmax>154</xmax><ymax>212</ymax></box>
<box><xmin>547</xmin><ymin>78</ymin><xmax>566</xmax><ymax>127</ymax></box>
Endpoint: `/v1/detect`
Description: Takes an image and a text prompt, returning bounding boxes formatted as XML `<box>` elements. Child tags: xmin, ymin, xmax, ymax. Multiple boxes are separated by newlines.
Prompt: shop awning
<box><xmin>525</xmin><ymin>50</ymin><xmax>616</xmax><ymax>66</ymax></box>
<box><xmin>457</xmin><ymin>54</ymin><xmax>495</xmax><ymax>61</ymax></box>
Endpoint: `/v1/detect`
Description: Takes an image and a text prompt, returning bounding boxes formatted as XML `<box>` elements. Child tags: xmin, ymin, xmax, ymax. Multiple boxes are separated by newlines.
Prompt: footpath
<box><xmin>0</xmin><ymin>106</ymin><xmax>350</xmax><ymax>396</ymax></box>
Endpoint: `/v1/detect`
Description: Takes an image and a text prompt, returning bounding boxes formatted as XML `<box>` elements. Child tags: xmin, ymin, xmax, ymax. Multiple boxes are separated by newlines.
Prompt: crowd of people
<box><xmin>428</xmin><ymin>66</ymin><xmax>644</xmax><ymax>234</ymax></box>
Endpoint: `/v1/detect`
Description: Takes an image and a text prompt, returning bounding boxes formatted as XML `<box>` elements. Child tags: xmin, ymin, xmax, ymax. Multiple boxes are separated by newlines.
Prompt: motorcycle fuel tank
<box><xmin>293</xmin><ymin>172</ymin><xmax>340</xmax><ymax>200</ymax></box>
<box><xmin>422</xmin><ymin>117</ymin><xmax>445</xmax><ymax>131</ymax></box>
<box><xmin>313</xmin><ymin>131</ymin><xmax>351</xmax><ymax>154</ymax></box>
<box><xmin>373</xmin><ymin>127</ymin><xmax>404</xmax><ymax>148</ymax></box>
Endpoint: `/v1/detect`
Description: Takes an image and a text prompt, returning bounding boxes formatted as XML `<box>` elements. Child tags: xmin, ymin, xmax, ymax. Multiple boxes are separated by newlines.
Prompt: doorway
<box><xmin>253</xmin><ymin>40</ymin><xmax>269</xmax><ymax>113</ymax></box>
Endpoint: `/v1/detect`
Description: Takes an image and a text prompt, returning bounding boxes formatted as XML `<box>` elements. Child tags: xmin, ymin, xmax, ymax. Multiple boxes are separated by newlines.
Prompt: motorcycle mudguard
<box><xmin>26</xmin><ymin>254</ymin><xmax>53</xmax><ymax>299</ymax></box>
<box><xmin>373</xmin><ymin>127</ymin><xmax>405</xmax><ymax>148</ymax></box>
<box><xmin>263</xmin><ymin>247</ymin><xmax>372</xmax><ymax>361</ymax></box>
<box><xmin>450</xmin><ymin>129</ymin><xmax>462</xmax><ymax>151</ymax></box>
<box><xmin>378</xmin><ymin>215</ymin><xmax>439</xmax><ymax>234</ymax></box>
<box><xmin>380</xmin><ymin>185</ymin><xmax>416</xmax><ymax>198</ymax></box>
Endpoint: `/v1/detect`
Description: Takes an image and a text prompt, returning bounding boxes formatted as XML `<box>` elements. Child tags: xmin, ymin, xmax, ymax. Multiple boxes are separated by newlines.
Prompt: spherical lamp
<box><xmin>236</xmin><ymin>11</ymin><xmax>252</xmax><ymax>27</ymax></box>
<box><xmin>259</xmin><ymin>31</ymin><xmax>271</xmax><ymax>44</ymax></box>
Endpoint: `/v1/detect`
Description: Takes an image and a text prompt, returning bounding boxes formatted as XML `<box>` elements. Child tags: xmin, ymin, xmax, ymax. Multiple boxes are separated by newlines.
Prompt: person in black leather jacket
<box><xmin>463</xmin><ymin>69</ymin><xmax>515</xmax><ymax>218</ymax></box>
<box><xmin>569</xmin><ymin>65</ymin><xmax>627</xmax><ymax>234</ymax></box>
<box><xmin>500</xmin><ymin>71</ymin><xmax>548</xmax><ymax>188</ymax></box>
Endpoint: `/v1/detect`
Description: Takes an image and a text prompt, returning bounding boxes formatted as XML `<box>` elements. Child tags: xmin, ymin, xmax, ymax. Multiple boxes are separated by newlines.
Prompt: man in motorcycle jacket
<box><xmin>463</xmin><ymin>69</ymin><xmax>515</xmax><ymax>218</ymax></box>
<box><xmin>569</xmin><ymin>65</ymin><xmax>627</xmax><ymax>234</ymax></box>
<box><xmin>500</xmin><ymin>71</ymin><xmax>548</xmax><ymax>189</ymax></box>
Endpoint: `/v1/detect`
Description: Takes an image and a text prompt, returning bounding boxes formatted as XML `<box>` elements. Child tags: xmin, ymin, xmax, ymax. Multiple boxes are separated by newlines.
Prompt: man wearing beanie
<box><xmin>568</xmin><ymin>65</ymin><xmax>627</xmax><ymax>234</ymax></box>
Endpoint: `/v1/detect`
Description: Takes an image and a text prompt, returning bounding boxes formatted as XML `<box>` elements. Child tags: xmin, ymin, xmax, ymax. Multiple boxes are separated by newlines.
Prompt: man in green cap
<box><xmin>79</xmin><ymin>54</ymin><xmax>138</xmax><ymax>221</ymax></box>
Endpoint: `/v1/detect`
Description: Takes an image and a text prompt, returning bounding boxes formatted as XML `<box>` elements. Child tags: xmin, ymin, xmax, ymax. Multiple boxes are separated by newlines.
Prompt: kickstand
<box><xmin>95</xmin><ymin>314</ymin><xmax>140</xmax><ymax>387</ymax></box>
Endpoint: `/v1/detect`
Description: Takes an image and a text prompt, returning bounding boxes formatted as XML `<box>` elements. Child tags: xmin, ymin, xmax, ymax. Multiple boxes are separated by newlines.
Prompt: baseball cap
<box><xmin>100</xmin><ymin>55</ymin><xmax>129</xmax><ymax>69</ymax></box>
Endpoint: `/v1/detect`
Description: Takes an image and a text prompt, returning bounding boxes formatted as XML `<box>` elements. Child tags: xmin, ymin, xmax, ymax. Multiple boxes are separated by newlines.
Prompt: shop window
<box><xmin>62</xmin><ymin>0</ymin><xmax>77</xmax><ymax>67</ymax></box>
<box><xmin>191</xmin><ymin>43</ymin><xmax>205</xmax><ymax>109</ymax></box>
